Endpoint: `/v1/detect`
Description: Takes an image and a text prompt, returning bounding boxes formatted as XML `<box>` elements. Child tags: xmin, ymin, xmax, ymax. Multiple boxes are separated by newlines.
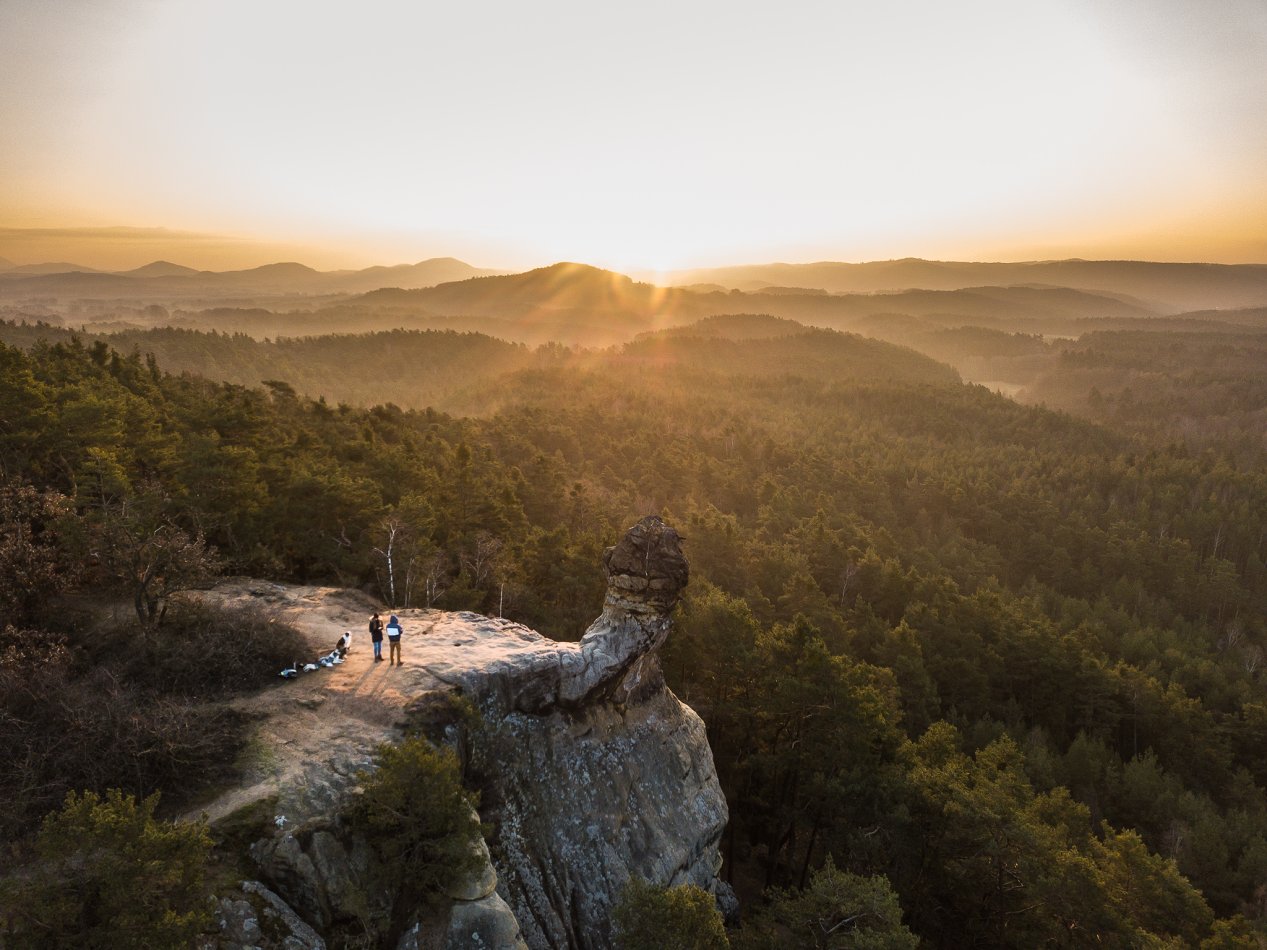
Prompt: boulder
<box><xmin>242</xmin><ymin>881</ymin><xmax>327</xmax><ymax>950</ymax></box>
<box><xmin>203</xmin><ymin>881</ymin><xmax>326</xmax><ymax>950</ymax></box>
<box><xmin>444</xmin><ymin>832</ymin><xmax>499</xmax><ymax>901</ymax></box>
<box><xmin>207</xmin><ymin>896</ymin><xmax>263</xmax><ymax>948</ymax></box>
<box><xmin>308</xmin><ymin>830</ymin><xmax>371</xmax><ymax>923</ymax></box>
<box><xmin>443</xmin><ymin>892</ymin><xmax>529</xmax><ymax>950</ymax></box>
<box><xmin>252</xmin><ymin>833</ymin><xmax>327</xmax><ymax>928</ymax></box>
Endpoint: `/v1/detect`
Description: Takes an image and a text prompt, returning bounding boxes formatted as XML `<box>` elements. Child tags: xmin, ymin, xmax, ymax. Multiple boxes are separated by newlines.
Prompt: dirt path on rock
<box><xmin>182</xmin><ymin>579</ymin><xmax>451</xmax><ymax>826</ymax></box>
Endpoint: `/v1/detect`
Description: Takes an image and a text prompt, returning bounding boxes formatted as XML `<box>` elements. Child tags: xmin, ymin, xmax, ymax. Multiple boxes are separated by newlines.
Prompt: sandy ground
<box><xmin>181</xmin><ymin>578</ymin><xmax>563</xmax><ymax>826</ymax></box>
<box><xmin>182</xmin><ymin>579</ymin><xmax>450</xmax><ymax>824</ymax></box>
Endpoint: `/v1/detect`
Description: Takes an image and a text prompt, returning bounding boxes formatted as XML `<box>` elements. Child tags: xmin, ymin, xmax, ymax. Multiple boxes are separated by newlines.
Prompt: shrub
<box><xmin>735</xmin><ymin>857</ymin><xmax>917</xmax><ymax>950</ymax></box>
<box><xmin>0</xmin><ymin>789</ymin><xmax>212</xmax><ymax>949</ymax></box>
<box><xmin>97</xmin><ymin>489</ymin><xmax>221</xmax><ymax>625</ymax></box>
<box><xmin>612</xmin><ymin>879</ymin><xmax>730</xmax><ymax>950</ymax></box>
<box><xmin>0</xmin><ymin>654</ymin><xmax>248</xmax><ymax>843</ymax></box>
<box><xmin>0</xmin><ymin>623</ymin><xmax>71</xmax><ymax>669</ymax></box>
<box><xmin>0</xmin><ymin>600</ymin><xmax>303</xmax><ymax>843</ymax></box>
<box><xmin>95</xmin><ymin>600</ymin><xmax>310</xmax><ymax>698</ymax></box>
<box><xmin>349</xmin><ymin>738</ymin><xmax>484</xmax><ymax>943</ymax></box>
<box><xmin>0</xmin><ymin>480</ymin><xmax>81</xmax><ymax>628</ymax></box>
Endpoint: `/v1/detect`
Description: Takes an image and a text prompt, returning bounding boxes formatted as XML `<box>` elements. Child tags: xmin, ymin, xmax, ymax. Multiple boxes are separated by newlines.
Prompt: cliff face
<box><xmin>426</xmin><ymin>516</ymin><xmax>733</xmax><ymax>948</ymax></box>
<box><xmin>453</xmin><ymin>671</ymin><xmax>729</xmax><ymax>948</ymax></box>
<box><xmin>199</xmin><ymin>516</ymin><xmax>732</xmax><ymax>950</ymax></box>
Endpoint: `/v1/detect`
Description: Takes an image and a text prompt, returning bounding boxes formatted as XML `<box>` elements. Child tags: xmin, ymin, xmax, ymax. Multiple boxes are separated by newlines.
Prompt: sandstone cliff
<box><xmin>196</xmin><ymin>516</ymin><xmax>732</xmax><ymax>949</ymax></box>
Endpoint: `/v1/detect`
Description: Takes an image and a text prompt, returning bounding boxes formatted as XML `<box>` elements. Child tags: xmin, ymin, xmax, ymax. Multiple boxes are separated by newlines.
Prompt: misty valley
<box><xmin>4</xmin><ymin>257</ymin><xmax>1267</xmax><ymax>947</ymax></box>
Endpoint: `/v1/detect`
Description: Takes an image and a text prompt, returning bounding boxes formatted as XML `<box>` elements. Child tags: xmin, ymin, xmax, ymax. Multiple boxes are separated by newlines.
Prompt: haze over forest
<box><xmin>5</xmin><ymin>0</ymin><xmax>1267</xmax><ymax>945</ymax></box>
<box><xmin>7</xmin><ymin>243</ymin><xmax>1267</xmax><ymax>945</ymax></box>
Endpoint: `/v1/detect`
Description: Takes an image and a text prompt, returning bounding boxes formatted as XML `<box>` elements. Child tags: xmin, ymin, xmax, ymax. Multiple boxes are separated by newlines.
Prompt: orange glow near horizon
<box><xmin>1</xmin><ymin>1</ymin><xmax>1265</xmax><ymax>272</ymax></box>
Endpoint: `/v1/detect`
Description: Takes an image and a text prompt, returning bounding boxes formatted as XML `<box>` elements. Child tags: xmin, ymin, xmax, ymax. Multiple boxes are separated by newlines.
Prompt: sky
<box><xmin>1</xmin><ymin>0</ymin><xmax>1265</xmax><ymax>271</ymax></box>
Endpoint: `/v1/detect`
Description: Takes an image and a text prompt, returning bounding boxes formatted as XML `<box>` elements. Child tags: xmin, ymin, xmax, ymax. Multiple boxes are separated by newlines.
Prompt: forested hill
<box><xmin>0</xmin><ymin>324</ymin><xmax>534</xmax><ymax>411</ymax></box>
<box><xmin>614</xmin><ymin>326</ymin><xmax>958</xmax><ymax>385</ymax></box>
<box><xmin>0</xmin><ymin>317</ymin><xmax>958</xmax><ymax>412</ymax></box>
<box><xmin>5</xmin><ymin>331</ymin><xmax>1267</xmax><ymax>945</ymax></box>
<box><xmin>347</xmin><ymin>270</ymin><xmax>1153</xmax><ymax>341</ymax></box>
<box><xmin>355</xmin><ymin>261</ymin><xmax>703</xmax><ymax>323</ymax></box>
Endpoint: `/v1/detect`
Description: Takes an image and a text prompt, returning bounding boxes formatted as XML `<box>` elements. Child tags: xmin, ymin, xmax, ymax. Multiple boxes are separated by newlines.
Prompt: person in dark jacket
<box><xmin>386</xmin><ymin>614</ymin><xmax>403</xmax><ymax>666</ymax></box>
<box><xmin>369</xmin><ymin>611</ymin><xmax>384</xmax><ymax>661</ymax></box>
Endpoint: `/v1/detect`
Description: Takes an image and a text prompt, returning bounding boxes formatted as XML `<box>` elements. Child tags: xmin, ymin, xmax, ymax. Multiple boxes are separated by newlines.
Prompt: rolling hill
<box><xmin>671</xmin><ymin>258</ymin><xmax>1267</xmax><ymax>312</ymax></box>
<box><xmin>342</xmin><ymin>265</ymin><xmax>1156</xmax><ymax>344</ymax></box>
<box><xmin>119</xmin><ymin>261</ymin><xmax>203</xmax><ymax>278</ymax></box>
<box><xmin>356</xmin><ymin>262</ymin><xmax>705</xmax><ymax>324</ymax></box>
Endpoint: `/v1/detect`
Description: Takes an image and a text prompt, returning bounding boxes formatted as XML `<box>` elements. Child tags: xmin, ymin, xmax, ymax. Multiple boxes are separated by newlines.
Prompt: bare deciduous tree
<box><xmin>1241</xmin><ymin>643</ymin><xmax>1263</xmax><ymax>677</ymax></box>
<box><xmin>372</xmin><ymin>515</ymin><xmax>408</xmax><ymax>608</ymax></box>
<box><xmin>420</xmin><ymin>549</ymin><xmax>451</xmax><ymax>608</ymax></box>
<box><xmin>100</xmin><ymin>493</ymin><xmax>220</xmax><ymax>625</ymax></box>
<box><xmin>372</xmin><ymin>515</ymin><xmax>448</xmax><ymax>609</ymax></box>
<box><xmin>462</xmin><ymin>531</ymin><xmax>504</xmax><ymax>590</ymax></box>
<box><xmin>1219</xmin><ymin>617</ymin><xmax>1245</xmax><ymax>652</ymax></box>
<box><xmin>838</xmin><ymin>560</ymin><xmax>860</xmax><ymax>607</ymax></box>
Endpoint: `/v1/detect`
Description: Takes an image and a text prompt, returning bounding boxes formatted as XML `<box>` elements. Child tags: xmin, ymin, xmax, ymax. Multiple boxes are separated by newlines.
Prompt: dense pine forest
<box><xmin>4</xmin><ymin>301</ymin><xmax>1267</xmax><ymax>945</ymax></box>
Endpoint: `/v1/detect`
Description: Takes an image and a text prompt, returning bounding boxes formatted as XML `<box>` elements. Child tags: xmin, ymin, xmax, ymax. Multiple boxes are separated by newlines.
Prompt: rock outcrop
<box><xmin>425</xmin><ymin>516</ymin><xmax>732</xmax><ymax>948</ymax></box>
<box><xmin>202</xmin><ymin>881</ymin><xmax>327</xmax><ymax>950</ymax></box>
<box><xmin>199</xmin><ymin>516</ymin><xmax>731</xmax><ymax>949</ymax></box>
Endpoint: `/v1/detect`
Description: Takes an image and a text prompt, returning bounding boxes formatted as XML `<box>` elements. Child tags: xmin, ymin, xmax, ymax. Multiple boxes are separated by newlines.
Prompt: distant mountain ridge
<box><xmin>327</xmin><ymin>257</ymin><xmax>503</xmax><ymax>293</ymax></box>
<box><xmin>0</xmin><ymin>257</ymin><xmax>503</xmax><ymax>298</ymax></box>
<box><xmin>669</xmin><ymin>258</ymin><xmax>1267</xmax><ymax>312</ymax></box>
<box><xmin>6</xmin><ymin>261</ymin><xmax>104</xmax><ymax>275</ymax></box>
<box><xmin>5</xmin><ymin>254</ymin><xmax>1267</xmax><ymax>323</ymax></box>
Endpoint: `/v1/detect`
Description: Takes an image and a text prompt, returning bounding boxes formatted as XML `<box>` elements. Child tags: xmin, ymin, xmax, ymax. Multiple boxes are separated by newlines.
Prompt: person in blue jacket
<box><xmin>386</xmin><ymin>614</ymin><xmax>403</xmax><ymax>666</ymax></box>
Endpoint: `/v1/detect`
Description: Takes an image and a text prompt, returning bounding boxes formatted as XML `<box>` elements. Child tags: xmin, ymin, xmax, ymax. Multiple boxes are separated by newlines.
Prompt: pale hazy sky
<box><xmin>1</xmin><ymin>0</ymin><xmax>1265</xmax><ymax>270</ymax></box>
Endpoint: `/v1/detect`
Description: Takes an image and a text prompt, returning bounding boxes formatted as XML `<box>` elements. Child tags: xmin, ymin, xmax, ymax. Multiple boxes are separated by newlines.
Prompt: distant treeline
<box><xmin>1024</xmin><ymin>329</ymin><xmax>1267</xmax><ymax>461</ymax></box>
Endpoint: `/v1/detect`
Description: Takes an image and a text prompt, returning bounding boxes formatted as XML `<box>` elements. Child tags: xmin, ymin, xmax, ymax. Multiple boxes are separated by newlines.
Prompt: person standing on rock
<box><xmin>386</xmin><ymin>614</ymin><xmax>403</xmax><ymax>666</ymax></box>
<box><xmin>369</xmin><ymin>611</ymin><xmax>384</xmax><ymax>662</ymax></box>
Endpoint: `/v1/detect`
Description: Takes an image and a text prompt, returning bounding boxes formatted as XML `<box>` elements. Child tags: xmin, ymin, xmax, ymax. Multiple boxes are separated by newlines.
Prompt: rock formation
<box><xmin>426</xmin><ymin>515</ymin><xmax>733</xmax><ymax>948</ymax></box>
<box><xmin>200</xmin><ymin>516</ymin><xmax>731</xmax><ymax>949</ymax></box>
